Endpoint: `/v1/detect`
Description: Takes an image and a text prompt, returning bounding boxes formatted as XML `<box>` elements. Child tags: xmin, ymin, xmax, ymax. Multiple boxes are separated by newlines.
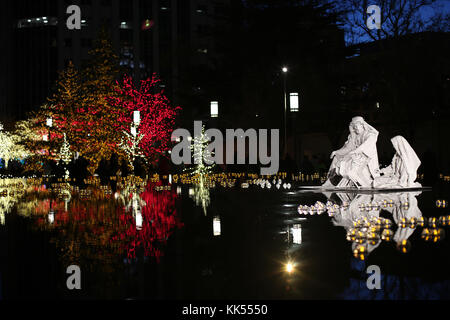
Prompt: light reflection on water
<box><xmin>1</xmin><ymin>177</ymin><xmax>450</xmax><ymax>299</ymax></box>
<box><xmin>297</xmin><ymin>190</ymin><xmax>449</xmax><ymax>258</ymax></box>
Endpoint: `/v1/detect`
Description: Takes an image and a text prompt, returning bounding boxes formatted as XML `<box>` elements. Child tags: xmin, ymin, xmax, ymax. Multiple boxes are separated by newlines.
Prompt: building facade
<box><xmin>1</xmin><ymin>0</ymin><xmax>230</xmax><ymax>122</ymax></box>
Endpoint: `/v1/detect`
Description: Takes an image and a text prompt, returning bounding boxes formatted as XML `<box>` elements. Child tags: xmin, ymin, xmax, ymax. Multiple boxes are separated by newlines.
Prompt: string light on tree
<box><xmin>119</xmin><ymin>129</ymin><xmax>146</xmax><ymax>172</ymax></box>
<box><xmin>59</xmin><ymin>133</ymin><xmax>72</xmax><ymax>165</ymax></box>
<box><xmin>189</xmin><ymin>125</ymin><xmax>215</xmax><ymax>176</ymax></box>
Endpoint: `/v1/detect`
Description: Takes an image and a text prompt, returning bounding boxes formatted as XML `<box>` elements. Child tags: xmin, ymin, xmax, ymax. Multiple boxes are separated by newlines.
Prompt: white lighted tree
<box><xmin>58</xmin><ymin>133</ymin><xmax>72</xmax><ymax>179</ymax></box>
<box><xmin>59</xmin><ymin>133</ymin><xmax>72</xmax><ymax>165</ymax></box>
<box><xmin>188</xmin><ymin>125</ymin><xmax>215</xmax><ymax>176</ymax></box>
<box><xmin>0</xmin><ymin>123</ymin><xmax>29</xmax><ymax>169</ymax></box>
<box><xmin>119</xmin><ymin>129</ymin><xmax>146</xmax><ymax>171</ymax></box>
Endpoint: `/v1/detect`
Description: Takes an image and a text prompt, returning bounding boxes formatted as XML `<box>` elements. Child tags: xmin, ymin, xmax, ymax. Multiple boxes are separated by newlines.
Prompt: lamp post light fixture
<box><xmin>290</xmin><ymin>93</ymin><xmax>299</xmax><ymax>113</ymax></box>
<box><xmin>133</xmin><ymin>110</ymin><xmax>141</xmax><ymax>125</ymax></box>
<box><xmin>210</xmin><ymin>101</ymin><xmax>219</xmax><ymax>118</ymax></box>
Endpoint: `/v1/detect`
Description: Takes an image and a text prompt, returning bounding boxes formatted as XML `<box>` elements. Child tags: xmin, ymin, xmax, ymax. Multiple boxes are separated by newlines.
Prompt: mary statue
<box><xmin>373</xmin><ymin>136</ymin><xmax>421</xmax><ymax>188</ymax></box>
<box><xmin>323</xmin><ymin>117</ymin><xmax>380</xmax><ymax>188</ymax></box>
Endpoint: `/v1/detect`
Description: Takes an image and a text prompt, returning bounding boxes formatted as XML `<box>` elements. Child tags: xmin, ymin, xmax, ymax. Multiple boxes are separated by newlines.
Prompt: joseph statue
<box><xmin>323</xmin><ymin>117</ymin><xmax>380</xmax><ymax>188</ymax></box>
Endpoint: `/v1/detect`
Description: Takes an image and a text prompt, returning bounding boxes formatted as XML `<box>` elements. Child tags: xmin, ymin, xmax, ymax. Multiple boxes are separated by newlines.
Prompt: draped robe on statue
<box><xmin>373</xmin><ymin>136</ymin><xmax>421</xmax><ymax>188</ymax></box>
<box><xmin>323</xmin><ymin>117</ymin><xmax>380</xmax><ymax>188</ymax></box>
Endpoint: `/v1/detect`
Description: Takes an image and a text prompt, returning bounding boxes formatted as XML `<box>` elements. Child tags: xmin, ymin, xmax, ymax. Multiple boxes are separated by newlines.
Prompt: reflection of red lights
<box><xmin>31</xmin><ymin>182</ymin><xmax>183</xmax><ymax>263</ymax></box>
<box><xmin>113</xmin><ymin>182</ymin><xmax>184</xmax><ymax>262</ymax></box>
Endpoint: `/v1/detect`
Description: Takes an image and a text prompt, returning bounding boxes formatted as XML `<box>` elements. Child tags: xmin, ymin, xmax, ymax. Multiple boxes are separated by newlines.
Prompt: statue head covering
<box><xmin>349</xmin><ymin>116</ymin><xmax>379</xmax><ymax>137</ymax></box>
<box><xmin>391</xmin><ymin>136</ymin><xmax>421</xmax><ymax>183</ymax></box>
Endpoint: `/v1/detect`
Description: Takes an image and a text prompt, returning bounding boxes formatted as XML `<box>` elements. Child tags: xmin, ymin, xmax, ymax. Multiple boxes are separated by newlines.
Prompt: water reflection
<box><xmin>299</xmin><ymin>191</ymin><xmax>448</xmax><ymax>260</ymax></box>
<box><xmin>189</xmin><ymin>174</ymin><xmax>211</xmax><ymax>215</ymax></box>
<box><xmin>11</xmin><ymin>180</ymin><xmax>183</xmax><ymax>268</ymax></box>
<box><xmin>112</xmin><ymin>184</ymin><xmax>183</xmax><ymax>262</ymax></box>
<box><xmin>0</xmin><ymin>178</ymin><xmax>27</xmax><ymax>225</ymax></box>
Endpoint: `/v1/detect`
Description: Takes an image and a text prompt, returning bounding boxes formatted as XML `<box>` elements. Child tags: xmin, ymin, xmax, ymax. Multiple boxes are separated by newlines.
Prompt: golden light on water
<box><xmin>286</xmin><ymin>261</ymin><xmax>294</xmax><ymax>274</ymax></box>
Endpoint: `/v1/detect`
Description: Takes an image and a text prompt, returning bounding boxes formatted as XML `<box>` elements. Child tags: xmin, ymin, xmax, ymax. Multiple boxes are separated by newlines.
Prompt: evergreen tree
<box><xmin>59</xmin><ymin>133</ymin><xmax>72</xmax><ymax>165</ymax></box>
<box><xmin>188</xmin><ymin>125</ymin><xmax>215</xmax><ymax>176</ymax></box>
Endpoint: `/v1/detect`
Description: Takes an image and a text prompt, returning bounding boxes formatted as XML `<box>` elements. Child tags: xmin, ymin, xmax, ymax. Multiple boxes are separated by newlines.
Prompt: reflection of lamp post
<box><xmin>292</xmin><ymin>224</ymin><xmax>302</xmax><ymax>245</ymax></box>
<box><xmin>135</xmin><ymin>207</ymin><xmax>143</xmax><ymax>230</ymax></box>
<box><xmin>48</xmin><ymin>208</ymin><xmax>54</xmax><ymax>224</ymax></box>
<box><xmin>213</xmin><ymin>216</ymin><xmax>221</xmax><ymax>236</ymax></box>
<box><xmin>284</xmin><ymin>223</ymin><xmax>301</xmax><ymax>277</ymax></box>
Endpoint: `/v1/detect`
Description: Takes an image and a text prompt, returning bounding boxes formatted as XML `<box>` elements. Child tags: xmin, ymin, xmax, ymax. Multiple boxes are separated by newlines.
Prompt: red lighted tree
<box><xmin>109</xmin><ymin>75</ymin><xmax>181</xmax><ymax>166</ymax></box>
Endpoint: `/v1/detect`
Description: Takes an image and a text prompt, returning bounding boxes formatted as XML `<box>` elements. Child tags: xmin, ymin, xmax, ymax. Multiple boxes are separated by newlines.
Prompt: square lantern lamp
<box><xmin>210</xmin><ymin>101</ymin><xmax>219</xmax><ymax>118</ymax></box>
<box><xmin>290</xmin><ymin>93</ymin><xmax>299</xmax><ymax>113</ymax></box>
<box><xmin>133</xmin><ymin>110</ymin><xmax>140</xmax><ymax>125</ymax></box>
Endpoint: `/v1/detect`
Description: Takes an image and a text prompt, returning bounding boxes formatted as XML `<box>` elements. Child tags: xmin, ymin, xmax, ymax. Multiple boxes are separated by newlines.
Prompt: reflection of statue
<box><xmin>373</xmin><ymin>136</ymin><xmax>421</xmax><ymax>189</ymax></box>
<box><xmin>323</xmin><ymin>117</ymin><xmax>380</xmax><ymax>188</ymax></box>
<box><xmin>325</xmin><ymin>191</ymin><xmax>422</xmax><ymax>258</ymax></box>
<box><xmin>376</xmin><ymin>191</ymin><xmax>423</xmax><ymax>244</ymax></box>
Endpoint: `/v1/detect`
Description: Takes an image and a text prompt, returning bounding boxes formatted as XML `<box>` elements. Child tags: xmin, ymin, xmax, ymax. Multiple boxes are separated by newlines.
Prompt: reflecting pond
<box><xmin>0</xmin><ymin>177</ymin><xmax>449</xmax><ymax>299</ymax></box>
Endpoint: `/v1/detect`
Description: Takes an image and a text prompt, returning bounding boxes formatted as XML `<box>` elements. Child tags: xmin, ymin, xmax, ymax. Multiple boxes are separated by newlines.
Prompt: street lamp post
<box><xmin>130</xmin><ymin>111</ymin><xmax>141</xmax><ymax>173</ymax></box>
<box><xmin>132</xmin><ymin>110</ymin><xmax>140</xmax><ymax>137</ymax></box>
<box><xmin>46</xmin><ymin>117</ymin><xmax>52</xmax><ymax>155</ymax></box>
<box><xmin>289</xmin><ymin>92</ymin><xmax>299</xmax><ymax>167</ymax></box>
<box><xmin>282</xmin><ymin>67</ymin><xmax>288</xmax><ymax>154</ymax></box>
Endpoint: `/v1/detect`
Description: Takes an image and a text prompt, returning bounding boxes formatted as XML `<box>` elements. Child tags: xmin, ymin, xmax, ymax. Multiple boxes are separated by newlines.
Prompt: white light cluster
<box><xmin>17</xmin><ymin>17</ymin><xmax>57</xmax><ymax>28</ymax></box>
<box><xmin>254</xmin><ymin>178</ymin><xmax>291</xmax><ymax>190</ymax></box>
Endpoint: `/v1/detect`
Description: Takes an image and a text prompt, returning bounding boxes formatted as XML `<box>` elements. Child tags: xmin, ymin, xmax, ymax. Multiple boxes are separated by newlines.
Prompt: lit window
<box><xmin>120</xmin><ymin>21</ymin><xmax>131</xmax><ymax>29</ymax></box>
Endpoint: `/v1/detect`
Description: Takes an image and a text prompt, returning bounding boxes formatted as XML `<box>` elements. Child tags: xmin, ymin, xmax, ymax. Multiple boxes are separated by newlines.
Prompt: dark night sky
<box><xmin>346</xmin><ymin>0</ymin><xmax>450</xmax><ymax>44</ymax></box>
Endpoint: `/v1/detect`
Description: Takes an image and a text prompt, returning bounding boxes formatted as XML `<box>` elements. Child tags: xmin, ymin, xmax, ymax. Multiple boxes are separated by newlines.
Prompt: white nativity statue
<box><xmin>322</xmin><ymin>117</ymin><xmax>422</xmax><ymax>189</ymax></box>
<box><xmin>373</xmin><ymin>136</ymin><xmax>421</xmax><ymax>188</ymax></box>
<box><xmin>323</xmin><ymin>116</ymin><xmax>380</xmax><ymax>188</ymax></box>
